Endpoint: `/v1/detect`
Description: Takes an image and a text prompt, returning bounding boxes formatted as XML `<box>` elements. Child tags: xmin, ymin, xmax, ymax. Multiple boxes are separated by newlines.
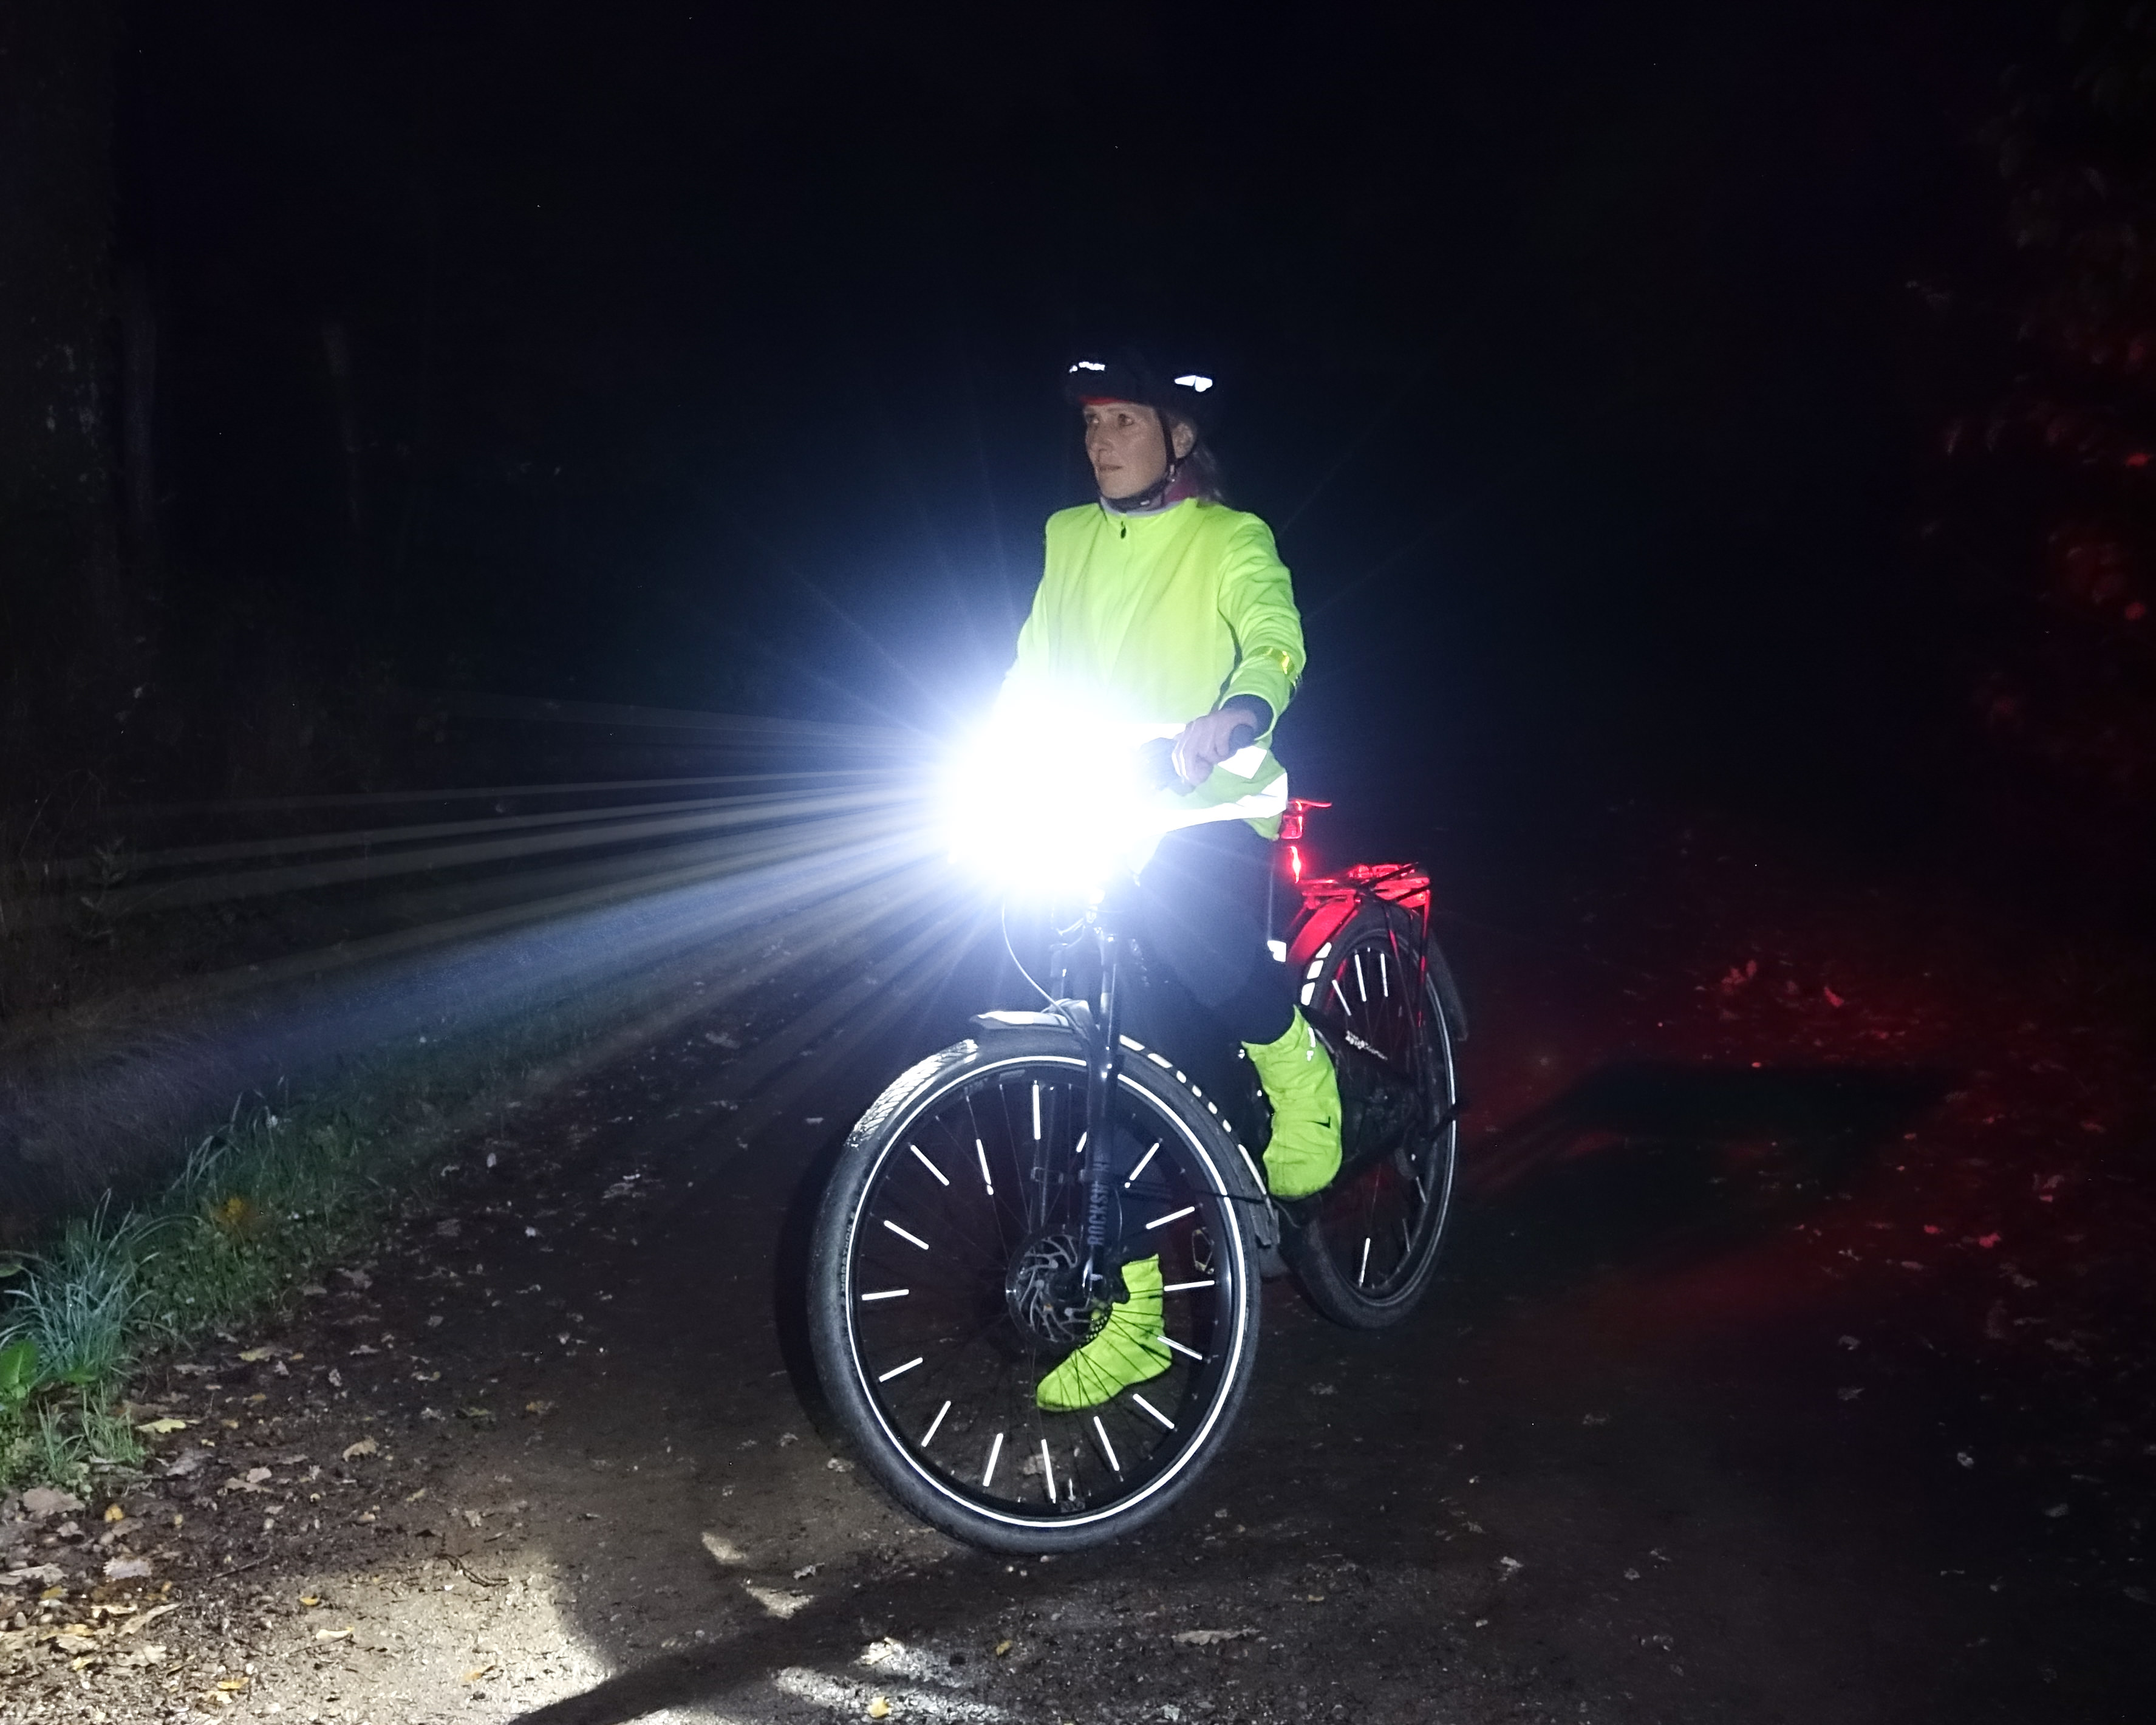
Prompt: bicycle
<box><xmin>808</xmin><ymin>736</ymin><xmax>1466</xmax><ymax>1551</ymax></box>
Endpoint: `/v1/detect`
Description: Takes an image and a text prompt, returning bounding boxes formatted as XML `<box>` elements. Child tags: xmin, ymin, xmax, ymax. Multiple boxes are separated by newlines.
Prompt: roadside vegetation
<box><xmin>0</xmin><ymin>966</ymin><xmax>689</xmax><ymax>1493</ymax></box>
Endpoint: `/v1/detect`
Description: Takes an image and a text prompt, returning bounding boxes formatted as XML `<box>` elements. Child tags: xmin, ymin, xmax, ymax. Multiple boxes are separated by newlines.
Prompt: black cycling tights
<box><xmin>1122</xmin><ymin>820</ymin><xmax>1295</xmax><ymax>1049</ymax></box>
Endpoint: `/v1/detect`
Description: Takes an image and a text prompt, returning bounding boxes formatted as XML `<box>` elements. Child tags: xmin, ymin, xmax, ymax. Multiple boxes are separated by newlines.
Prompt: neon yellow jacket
<box><xmin>1001</xmin><ymin>497</ymin><xmax>1306</xmax><ymax>833</ymax></box>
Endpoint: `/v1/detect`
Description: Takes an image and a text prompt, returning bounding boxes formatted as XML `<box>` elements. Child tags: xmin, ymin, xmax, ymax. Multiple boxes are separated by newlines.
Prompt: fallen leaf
<box><xmin>315</xmin><ymin>1628</ymin><xmax>353</xmax><ymax>1641</ymax></box>
<box><xmin>216</xmin><ymin>1676</ymin><xmax>249</xmax><ymax>1690</ymax></box>
<box><xmin>136</xmin><ymin>1418</ymin><xmax>190</xmax><ymax>1435</ymax></box>
<box><xmin>118</xmin><ymin>1602</ymin><xmax>179</xmax><ymax>1636</ymax></box>
<box><xmin>21</xmin><ymin>1488</ymin><xmax>85</xmax><ymax>1518</ymax></box>
<box><xmin>1172</xmin><ymin>1627</ymin><xmax>1255</xmax><ymax>1645</ymax></box>
<box><xmin>341</xmin><ymin>1438</ymin><xmax>379</xmax><ymax>1461</ymax></box>
<box><xmin>1823</xmin><ymin>986</ymin><xmax>1846</xmax><ymax>1007</ymax></box>
<box><xmin>103</xmin><ymin>1503</ymin><xmax>126</xmax><ymax>1523</ymax></box>
<box><xmin>743</xmin><ymin>1582</ymin><xmax>812</xmax><ymax>1618</ymax></box>
<box><xmin>405</xmin><ymin>1488</ymin><xmax>428</xmax><ymax>1503</ymax></box>
<box><xmin>701</xmin><ymin>1532</ymin><xmax>746</xmax><ymax>1565</ymax></box>
<box><xmin>867</xmin><ymin>1699</ymin><xmax>890</xmax><ymax>1720</ymax></box>
<box><xmin>103</xmin><ymin>1558</ymin><xmax>154</xmax><ymax>1581</ymax></box>
<box><xmin>994</xmin><ymin>1639</ymin><xmax>1014</xmax><ymax>1656</ymax></box>
<box><xmin>299</xmin><ymin>1596</ymin><xmax>321</xmax><ymax>1607</ymax></box>
<box><xmin>463</xmin><ymin>1663</ymin><xmax>497</xmax><ymax>1682</ymax></box>
<box><xmin>237</xmin><ymin>1348</ymin><xmax>273</xmax><ymax>1363</ymax></box>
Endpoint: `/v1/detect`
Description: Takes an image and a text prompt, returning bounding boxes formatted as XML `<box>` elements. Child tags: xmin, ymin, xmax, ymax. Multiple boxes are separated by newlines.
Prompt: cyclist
<box><xmin>997</xmin><ymin>349</ymin><xmax>1342</xmax><ymax>1410</ymax></box>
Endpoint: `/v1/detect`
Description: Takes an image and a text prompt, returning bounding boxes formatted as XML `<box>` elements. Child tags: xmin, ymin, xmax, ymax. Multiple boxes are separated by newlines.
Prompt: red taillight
<box><xmin>1289</xmin><ymin>844</ymin><xmax>1303</xmax><ymax>883</ymax></box>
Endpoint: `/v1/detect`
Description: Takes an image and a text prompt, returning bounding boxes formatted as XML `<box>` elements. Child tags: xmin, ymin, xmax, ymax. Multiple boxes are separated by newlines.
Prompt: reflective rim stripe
<box><xmin>841</xmin><ymin>1049</ymin><xmax>1251</xmax><ymax>1532</ymax></box>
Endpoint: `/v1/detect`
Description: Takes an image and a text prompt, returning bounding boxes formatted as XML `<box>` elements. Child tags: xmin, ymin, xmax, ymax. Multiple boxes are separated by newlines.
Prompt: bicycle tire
<box><xmin>809</xmin><ymin>1025</ymin><xmax>1266</xmax><ymax>1552</ymax></box>
<box><xmin>1282</xmin><ymin>902</ymin><xmax>1460</xmax><ymax>1328</ymax></box>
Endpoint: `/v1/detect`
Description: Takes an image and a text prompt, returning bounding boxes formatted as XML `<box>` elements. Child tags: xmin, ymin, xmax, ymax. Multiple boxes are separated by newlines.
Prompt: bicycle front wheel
<box><xmin>809</xmin><ymin>1025</ymin><xmax>1264</xmax><ymax>1552</ymax></box>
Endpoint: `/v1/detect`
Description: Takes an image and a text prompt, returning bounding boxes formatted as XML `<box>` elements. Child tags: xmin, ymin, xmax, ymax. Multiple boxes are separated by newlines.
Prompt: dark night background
<box><xmin>7</xmin><ymin>7</ymin><xmax>2156</xmax><ymax>1718</ymax></box>
<box><xmin>16</xmin><ymin>0</ymin><xmax>2147</xmax><ymax>866</ymax></box>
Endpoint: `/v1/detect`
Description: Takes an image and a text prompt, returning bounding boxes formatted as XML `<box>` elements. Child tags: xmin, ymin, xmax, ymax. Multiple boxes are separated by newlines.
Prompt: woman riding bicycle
<box><xmin>997</xmin><ymin>349</ymin><xmax>1343</xmax><ymax>1410</ymax></box>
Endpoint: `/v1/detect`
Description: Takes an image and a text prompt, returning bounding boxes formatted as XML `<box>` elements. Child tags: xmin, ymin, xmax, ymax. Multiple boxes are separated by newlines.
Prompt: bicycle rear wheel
<box><xmin>810</xmin><ymin>1025</ymin><xmax>1264</xmax><ymax>1552</ymax></box>
<box><xmin>1283</xmin><ymin>903</ymin><xmax>1459</xmax><ymax>1328</ymax></box>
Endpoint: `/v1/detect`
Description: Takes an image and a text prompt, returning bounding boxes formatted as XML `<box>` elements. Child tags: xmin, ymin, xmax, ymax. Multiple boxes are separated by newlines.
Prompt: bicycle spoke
<box><xmin>841</xmin><ymin>1051</ymin><xmax>1245</xmax><ymax>1525</ymax></box>
<box><xmin>1300</xmin><ymin>916</ymin><xmax>1459</xmax><ymax>1308</ymax></box>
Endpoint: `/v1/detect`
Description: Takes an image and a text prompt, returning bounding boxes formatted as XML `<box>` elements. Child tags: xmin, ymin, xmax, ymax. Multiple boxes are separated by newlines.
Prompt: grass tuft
<box><xmin>0</xmin><ymin>1200</ymin><xmax>149</xmax><ymax>1389</ymax></box>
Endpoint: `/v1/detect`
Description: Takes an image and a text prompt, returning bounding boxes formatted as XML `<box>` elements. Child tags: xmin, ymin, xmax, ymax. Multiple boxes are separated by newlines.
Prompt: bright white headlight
<box><xmin>938</xmin><ymin>715</ymin><xmax>1179</xmax><ymax>896</ymax></box>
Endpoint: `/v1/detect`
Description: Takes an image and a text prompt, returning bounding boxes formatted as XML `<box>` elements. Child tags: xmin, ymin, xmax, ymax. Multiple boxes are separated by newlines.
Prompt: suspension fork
<box><xmin>1077</xmin><ymin>924</ymin><xmax>1126</xmax><ymax>1308</ymax></box>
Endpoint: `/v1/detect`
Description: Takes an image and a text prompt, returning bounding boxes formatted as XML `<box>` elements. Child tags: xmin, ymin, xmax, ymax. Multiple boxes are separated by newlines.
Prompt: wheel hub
<box><xmin>1004</xmin><ymin>1231</ymin><xmax>1096</xmax><ymax>1347</ymax></box>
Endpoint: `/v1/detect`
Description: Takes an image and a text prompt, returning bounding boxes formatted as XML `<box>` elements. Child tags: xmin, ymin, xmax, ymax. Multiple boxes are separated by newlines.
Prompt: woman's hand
<box><xmin>1172</xmin><ymin>703</ymin><xmax>1264</xmax><ymax>787</ymax></box>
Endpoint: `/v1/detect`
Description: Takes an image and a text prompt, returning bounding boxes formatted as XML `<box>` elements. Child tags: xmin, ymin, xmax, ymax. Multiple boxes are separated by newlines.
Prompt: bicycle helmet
<box><xmin>1062</xmin><ymin>347</ymin><xmax>1220</xmax><ymax>436</ymax></box>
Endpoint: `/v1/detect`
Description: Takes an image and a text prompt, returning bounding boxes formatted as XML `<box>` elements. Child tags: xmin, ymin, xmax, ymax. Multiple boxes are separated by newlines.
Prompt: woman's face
<box><xmin>1082</xmin><ymin>400</ymin><xmax>1192</xmax><ymax>499</ymax></box>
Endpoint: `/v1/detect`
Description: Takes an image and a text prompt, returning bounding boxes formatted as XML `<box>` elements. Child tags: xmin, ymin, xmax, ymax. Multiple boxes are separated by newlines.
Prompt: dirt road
<box><xmin>4</xmin><ymin>804</ymin><xmax>2150</xmax><ymax>1723</ymax></box>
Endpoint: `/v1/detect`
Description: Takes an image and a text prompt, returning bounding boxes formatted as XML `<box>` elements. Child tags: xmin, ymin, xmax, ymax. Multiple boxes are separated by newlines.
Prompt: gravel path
<box><xmin>4</xmin><ymin>805</ymin><xmax>2149</xmax><ymax>1724</ymax></box>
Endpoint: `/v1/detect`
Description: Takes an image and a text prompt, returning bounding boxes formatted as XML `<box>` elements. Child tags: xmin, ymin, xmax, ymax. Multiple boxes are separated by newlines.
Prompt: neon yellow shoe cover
<box><xmin>1243</xmin><ymin>1008</ymin><xmax>1343</xmax><ymax>1199</ymax></box>
<box><xmin>1034</xmin><ymin>1254</ymin><xmax>1170</xmax><ymax>1412</ymax></box>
